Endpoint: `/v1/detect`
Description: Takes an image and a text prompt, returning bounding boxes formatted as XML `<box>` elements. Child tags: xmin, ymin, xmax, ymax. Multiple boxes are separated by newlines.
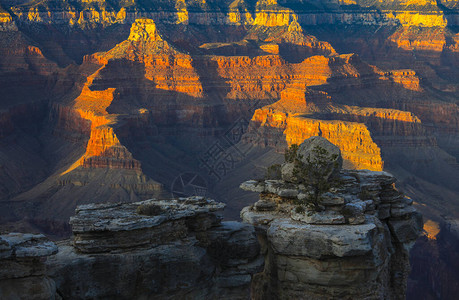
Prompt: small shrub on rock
<box><xmin>286</xmin><ymin>138</ymin><xmax>343</xmax><ymax>211</ymax></box>
<box><xmin>295</xmin><ymin>205</ymin><xmax>305</xmax><ymax>214</ymax></box>
<box><xmin>294</xmin><ymin>146</ymin><xmax>338</xmax><ymax>210</ymax></box>
<box><xmin>266</xmin><ymin>137</ymin><xmax>344</xmax><ymax>212</ymax></box>
<box><xmin>136</xmin><ymin>204</ymin><xmax>163</xmax><ymax>216</ymax></box>
<box><xmin>359</xmin><ymin>189</ymin><xmax>373</xmax><ymax>200</ymax></box>
<box><xmin>265</xmin><ymin>164</ymin><xmax>282</xmax><ymax>180</ymax></box>
<box><xmin>284</xmin><ymin>144</ymin><xmax>299</xmax><ymax>163</ymax></box>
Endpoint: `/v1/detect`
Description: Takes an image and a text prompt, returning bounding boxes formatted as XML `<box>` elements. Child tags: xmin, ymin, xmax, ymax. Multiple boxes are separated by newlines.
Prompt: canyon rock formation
<box><xmin>0</xmin><ymin>0</ymin><xmax>458</xmax><ymax>298</ymax></box>
<box><xmin>241</xmin><ymin>137</ymin><xmax>423</xmax><ymax>299</ymax></box>
<box><xmin>49</xmin><ymin>197</ymin><xmax>263</xmax><ymax>299</ymax></box>
<box><xmin>0</xmin><ymin>197</ymin><xmax>258</xmax><ymax>299</ymax></box>
<box><xmin>0</xmin><ymin>155</ymin><xmax>421</xmax><ymax>299</ymax></box>
<box><xmin>0</xmin><ymin>233</ymin><xmax>58</xmax><ymax>299</ymax></box>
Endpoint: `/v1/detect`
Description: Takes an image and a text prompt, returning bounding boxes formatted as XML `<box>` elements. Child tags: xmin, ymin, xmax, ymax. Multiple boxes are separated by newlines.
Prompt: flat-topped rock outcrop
<box><xmin>45</xmin><ymin>196</ymin><xmax>263</xmax><ymax>299</ymax></box>
<box><xmin>0</xmin><ymin>154</ymin><xmax>425</xmax><ymax>300</ymax></box>
<box><xmin>0</xmin><ymin>233</ymin><xmax>58</xmax><ymax>299</ymax></box>
<box><xmin>240</xmin><ymin>136</ymin><xmax>423</xmax><ymax>299</ymax></box>
<box><xmin>0</xmin><ymin>1</ymin><xmax>457</xmax><ymax>298</ymax></box>
<box><xmin>70</xmin><ymin>196</ymin><xmax>226</xmax><ymax>253</ymax></box>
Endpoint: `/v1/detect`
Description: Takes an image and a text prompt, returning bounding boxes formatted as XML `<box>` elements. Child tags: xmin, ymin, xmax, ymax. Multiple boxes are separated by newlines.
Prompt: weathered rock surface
<box><xmin>240</xmin><ymin>140</ymin><xmax>423</xmax><ymax>299</ymax></box>
<box><xmin>45</xmin><ymin>196</ymin><xmax>263</xmax><ymax>299</ymax></box>
<box><xmin>3</xmin><ymin>0</ymin><xmax>458</xmax><ymax>240</ymax></box>
<box><xmin>0</xmin><ymin>1</ymin><xmax>457</xmax><ymax>298</ymax></box>
<box><xmin>70</xmin><ymin>196</ymin><xmax>225</xmax><ymax>253</ymax></box>
<box><xmin>298</xmin><ymin>136</ymin><xmax>343</xmax><ymax>179</ymax></box>
<box><xmin>0</xmin><ymin>233</ymin><xmax>58</xmax><ymax>299</ymax></box>
<box><xmin>2</xmin><ymin>0</ymin><xmax>456</xmax><ymax>29</ymax></box>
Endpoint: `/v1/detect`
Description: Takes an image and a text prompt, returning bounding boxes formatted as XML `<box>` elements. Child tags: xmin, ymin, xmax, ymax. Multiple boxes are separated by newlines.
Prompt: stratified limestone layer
<box><xmin>240</xmin><ymin>168</ymin><xmax>422</xmax><ymax>300</ymax></box>
<box><xmin>246</xmin><ymin>106</ymin><xmax>384</xmax><ymax>171</ymax></box>
<box><xmin>389</xmin><ymin>26</ymin><xmax>448</xmax><ymax>52</ymax></box>
<box><xmin>3</xmin><ymin>0</ymin><xmax>452</xmax><ymax>28</ymax></box>
<box><xmin>212</xmin><ymin>54</ymin><xmax>289</xmax><ymax>100</ymax></box>
<box><xmin>69</xmin><ymin>197</ymin><xmax>226</xmax><ymax>253</ymax></box>
<box><xmin>66</xmin><ymin>18</ymin><xmax>203</xmax><ymax>172</ymax></box>
<box><xmin>46</xmin><ymin>196</ymin><xmax>263</xmax><ymax>299</ymax></box>
<box><xmin>243</xmin><ymin>69</ymin><xmax>437</xmax><ymax>172</ymax></box>
<box><xmin>90</xmin><ymin>18</ymin><xmax>203</xmax><ymax>98</ymax></box>
<box><xmin>0</xmin><ymin>233</ymin><xmax>58</xmax><ymax>299</ymax></box>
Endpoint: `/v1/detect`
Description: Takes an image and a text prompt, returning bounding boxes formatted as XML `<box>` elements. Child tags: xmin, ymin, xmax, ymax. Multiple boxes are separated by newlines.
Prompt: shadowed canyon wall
<box><xmin>0</xmin><ymin>0</ymin><xmax>458</xmax><ymax>298</ymax></box>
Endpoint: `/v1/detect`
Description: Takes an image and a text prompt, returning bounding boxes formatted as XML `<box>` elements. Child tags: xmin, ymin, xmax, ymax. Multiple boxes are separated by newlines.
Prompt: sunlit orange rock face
<box><xmin>0</xmin><ymin>1</ymin><xmax>457</xmax><ymax>297</ymax></box>
<box><xmin>389</xmin><ymin>27</ymin><xmax>447</xmax><ymax>52</ymax></box>
<box><xmin>68</xmin><ymin>65</ymin><xmax>127</xmax><ymax>169</ymax></box>
<box><xmin>247</xmin><ymin>89</ymin><xmax>384</xmax><ymax>171</ymax></box>
<box><xmin>385</xmin><ymin>69</ymin><xmax>421</xmax><ymax>91</ymax></box>
<box><xmin>244</xmin><ymin>65</ymin><xmax>435</xmax><ymax>171</ymax></box>
<box><xmin>208</xmin><ymin>53</ymin><xmax>375</xmax><ymax>101</ymax></box>
<box><xmin>423</xmin><ymin>219</ymin><xmax>441</xmax><ymax>240</ymax></box>
<box><xmin>89</xmin><ymin>18</ymin><xmax>203</xmax><ymax>98</ymax></box>
<box><xmin>259</xmin><ymin>44</ymin><xmax>279</xmax><ymax>54</ymax></box>
<box><xmin>248</xmin><ymin>101</ymin><xmax>429</xmax><ymax>170</ymax></box>
<box><xmin>67</xmin><ymin>67</ymin><xmax>142</xmax><ymax>172</ymax></box>
<box><xmin>82</xmin><ymin>126</ymin><xmax>141</xmax><ymax>170</ymax></box>
<box><xmin>67</xmin><ymin>18</ymin><xmax>206</xmax><ymax>172</ymax></box>
<box><xmin>286</xmin><ymin>116</ymin><xmax>383</xmax><ymax>170</ymax></box>
<box><xmin>70</xmin><ymin>15</ymin><xmax>438</xmax><ymax>176</ymax></box>
<box><xmin>324</xmin><ymin>105</ymin><xmax>424</xmax><ymax>135</ymax></box>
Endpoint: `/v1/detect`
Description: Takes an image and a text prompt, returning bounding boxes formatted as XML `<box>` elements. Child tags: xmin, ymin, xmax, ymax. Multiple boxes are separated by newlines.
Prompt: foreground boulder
<box><xmin>240</xmin><ymin>138</ymin><xmax>423</xmax><ymax>299</ymax></box>
<box><xmin>0</xmin><ymin>233</ymin><xmax>58</xmax><ymax>299</ymax></box>
<box><xmin>46</xmin><ymin>196</ymin><xmax>263</xmax><ymax>299</ymax></box>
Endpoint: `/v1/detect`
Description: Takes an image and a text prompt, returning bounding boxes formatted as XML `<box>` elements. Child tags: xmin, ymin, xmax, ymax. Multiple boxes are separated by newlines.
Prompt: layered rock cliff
<box><xmin>1</xmin><ymin>0</ymin><xmax>455</xmax><ymax>28</ymax></box>
<box><xmin>0</xmin><ymin>1</ymin><xmax>458</xmax><ymax>297</ymax></box>
<box><xmin>242</xmin><ymin>76</ymin><xmax>438</xmax><ymax>172</ymax></box>
<box><xmin>240</xmin><ymin>137</ymin><xmax>423</xmax><ymax>299</ymax></box>
<box><xmin>0</xmin><ymin>146</ymin><xmax>423</xmax><ymax>299</ymax></box>
<box><xmin>50</xmin><ymin>15</ymin><xmax>384</xmax><ymax>198</ymax></box>
<box><xmin>46</xmin><ymin>196</ymin><xmax>264</xmax><ymax>299</ymax></box>
<box><xmin>0</xmin><ymin>233</ymin><xmax>58</xmax><ymax>299</ymax></box>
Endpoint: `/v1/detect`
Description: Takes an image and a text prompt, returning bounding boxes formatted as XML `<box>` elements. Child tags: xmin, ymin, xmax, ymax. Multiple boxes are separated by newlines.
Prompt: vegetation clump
<box><xmin>265</xmin><ymin>164</ymin><xmax>282</xmax><ymax>180</ymax></box>
<box><xmin>136</xmin><ymin>203</ymin><xmax>163</xmax><ymax>216</ymax></box>
<box><xmin>293</xmin><ymin>144</ymin><xmax>339</xmax><ymax>211</ymax></box>
<box><xmin>284</xmin><ymin>143</ymin><xmax>299</xmax><ymax>163</ymax></box>
<box><xmin>268</xmin><ymin>137</ymin><xmax>343</xmax><ymax>212</ymax></box>
<box><xmin>359</xmin><ymin>189</ymin><xmax>373</xmax><ymax>200</ymax></box>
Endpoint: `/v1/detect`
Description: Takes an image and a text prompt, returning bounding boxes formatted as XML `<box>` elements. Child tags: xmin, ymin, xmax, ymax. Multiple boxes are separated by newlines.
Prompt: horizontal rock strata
<box><xmin>46</xmin><ymin>196</ymin><xmax>263</xmax><ymax>299</ymax></box>
<box><xmin>0</xmin><ymin>233</ymin><xmax>58</xmax><ymax>299</ymax></box>
<box><xmin>240</xmin><ymin>137</ymin><xmax>423</xmax><ymax>299</ymax></box>
<box><xmin>1</xmin><ymin>0</ymin><xmax>455</xmax><ymax>29</ymax></box>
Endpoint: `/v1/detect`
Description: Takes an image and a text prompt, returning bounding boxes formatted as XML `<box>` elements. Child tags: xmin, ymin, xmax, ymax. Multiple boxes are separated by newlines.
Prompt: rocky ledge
<box><xmin>69</xmin><ymin>196</ymin><xmax>225</xmax><ymax>253</ymax></box>
<box><xmin>0</xmin><ymin>233</ymin><xmax>58</xmax><ymax>299</ymax></box>
<box><xmin>46</xmin><ymin>196</ymin><xmax>263</xmax><ymax>299</ymax></box>
<box><xmin>0</xmin><ymin>138</ymin><xmax>423</xmax><ymax>299</ymax></box>
<box><xmin>240</xmin><ymin>136</ymin><xmax>423</xmax><ymax>299</ymax></box>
